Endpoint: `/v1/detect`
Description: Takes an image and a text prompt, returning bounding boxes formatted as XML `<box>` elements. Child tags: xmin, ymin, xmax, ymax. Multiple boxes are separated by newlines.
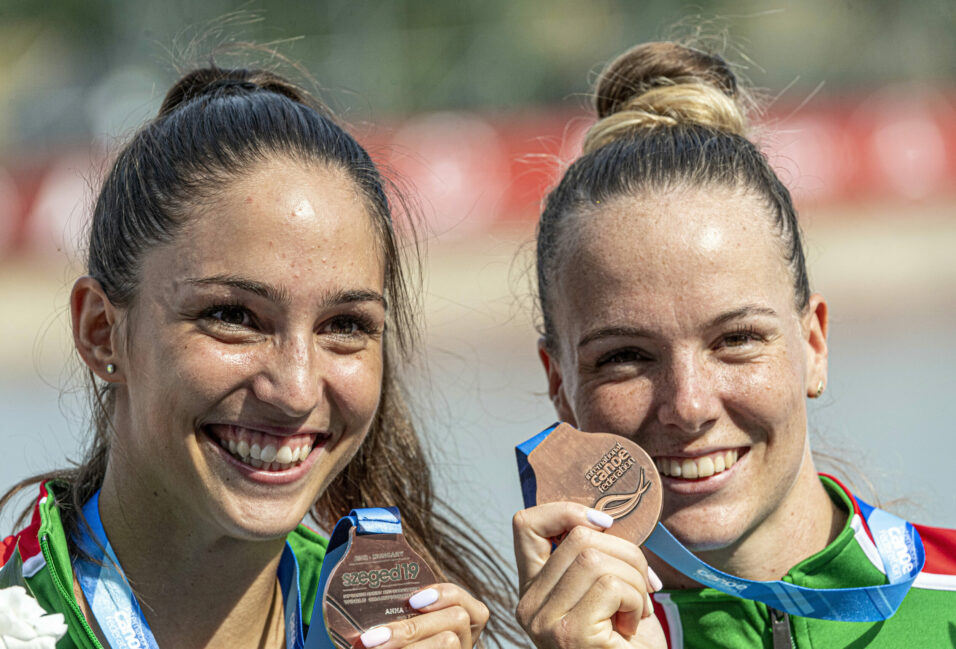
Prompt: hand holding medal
<box><xmin>512</xmin><ymin>423</ymin><xmax>667</xmax><ymax>649</ymax></box>
<box><xmin>308</xmin><ymin>508</ymin><xmax>489</xmax><ymax>649</ymax></box>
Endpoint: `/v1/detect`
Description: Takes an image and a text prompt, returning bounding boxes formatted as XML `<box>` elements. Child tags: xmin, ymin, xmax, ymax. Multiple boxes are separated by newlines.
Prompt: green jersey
<box><xmin>649</xmin><ymin>476</ymin><xmax>956</xmax><ymax>648</ymax></box>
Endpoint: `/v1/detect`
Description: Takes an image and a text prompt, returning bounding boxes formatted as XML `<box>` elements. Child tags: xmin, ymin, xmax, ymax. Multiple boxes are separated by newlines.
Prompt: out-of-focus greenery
<box><xmin>0</xmin><ymin>0</ymin><xmax>953</xmax><ymax>150</ymax></box>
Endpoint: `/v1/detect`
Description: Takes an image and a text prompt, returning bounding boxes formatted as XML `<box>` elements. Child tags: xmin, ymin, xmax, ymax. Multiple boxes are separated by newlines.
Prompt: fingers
<box><xmin>533</xmin><ymin>549</ymin><xmax>654</xmax><ymax>628</ymax></box>
<box><xmin>513</xmin><ymin>502</ymin><xmax>614</xmax><ymax>588</ymax></box>
<box><xmin>523</xmin><ymin>524</ymin><xmax>651</xmax><ymax>614</ymax></box>
<box><xmin>359</xmin><ymin>583</ymin><xmax>488</xmax><ymax>649</ymax></box>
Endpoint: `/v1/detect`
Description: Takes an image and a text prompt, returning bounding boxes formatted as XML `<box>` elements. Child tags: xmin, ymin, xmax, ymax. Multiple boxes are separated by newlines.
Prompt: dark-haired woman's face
<box><xmin>540</xmin><ymin>186</ymin><xmax>828</xmax><ymax>551</ymax></box>
<box><xmin>108</xmin><ymin>159</ymin><xmax>385</xmax><ymax>541</ymax></box>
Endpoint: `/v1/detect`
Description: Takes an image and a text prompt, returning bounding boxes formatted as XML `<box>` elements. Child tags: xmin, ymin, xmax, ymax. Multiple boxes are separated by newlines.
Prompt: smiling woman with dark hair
<box><xmin>0</xmin><ymin>65</ymin><xmax>520</xmax><ymax>649</ymax></box>
<box><xmin>512</xmin><ymin>41</ymin><xmax>956</xmax><ymax>649</ymax></box>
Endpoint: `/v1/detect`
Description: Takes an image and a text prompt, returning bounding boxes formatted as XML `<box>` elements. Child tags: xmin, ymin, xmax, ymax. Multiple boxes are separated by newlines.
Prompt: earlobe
<box><xmin>537</xmin><ymin>339</ymin><xmax>576</xmax><ymax>426</ymax></box>
<box><xmin>804</xmin><ymin>293</ymin><xmax>829</xmax><ymax>398</ymax></box>
<box><xmin>71</xmin><ymin>276</ymin><xmax>123</xmax><ymax>382</ymax></box>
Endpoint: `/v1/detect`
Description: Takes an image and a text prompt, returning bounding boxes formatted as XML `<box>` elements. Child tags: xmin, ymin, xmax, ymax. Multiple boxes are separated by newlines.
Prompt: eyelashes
<box><xmin>196</xmin><ymin>302</ymin><xmax>382</xmax><ymax>338</ymax></box>
<box><xmin>593</xmin><ymin>325</ymin><xmax>769</xmax><ymax>367</ymax></box>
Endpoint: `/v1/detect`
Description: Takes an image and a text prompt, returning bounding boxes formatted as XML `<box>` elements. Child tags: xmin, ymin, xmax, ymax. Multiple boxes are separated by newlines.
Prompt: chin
<box><xmin>660</xmin><ymin>501</ymin><xmax>755</xmax><ymax>552</ymax></box>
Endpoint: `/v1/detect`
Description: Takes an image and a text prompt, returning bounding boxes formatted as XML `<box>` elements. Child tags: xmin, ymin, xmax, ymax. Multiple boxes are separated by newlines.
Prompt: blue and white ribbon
<box><xmin>305</xmin><ymin>507</ymin><xmax>404</xmax><ymax>649</ymax></box>
<box><xmin>516</xmin><ymin>424</ymin><xmax>924</xmax><ymax>622</ymax></box>
<box><xmin>74</xmin><ymin>490</ymin><xmax>305</xmax><ymax>649</ymax></box>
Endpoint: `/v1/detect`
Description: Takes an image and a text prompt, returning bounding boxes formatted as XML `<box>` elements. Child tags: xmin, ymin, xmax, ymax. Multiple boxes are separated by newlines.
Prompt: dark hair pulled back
<box><xmin>536</xmin><ymin>42</ymin><xmax>809</xmax><ymax>351</ymax></box>
<box><xmin>3</xmin><ymin>64</ymin><xmax>521</xmax><ymax>648</ymax></box>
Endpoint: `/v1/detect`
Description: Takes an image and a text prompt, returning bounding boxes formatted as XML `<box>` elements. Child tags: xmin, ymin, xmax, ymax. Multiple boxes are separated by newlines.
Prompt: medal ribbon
<box><xmin>516</xmin><ymin>425</ymin><xmax>925</xmax><ymax>622</ymax></box>
<box><xmin>73</xmin><ymin>490</ymin><xmax>306</xmax><ymax>649</ymax></box>
<box><xmin>305</xmin><ymin>507</ymin><xmax>404</xmax><ymax>649</ymax></box>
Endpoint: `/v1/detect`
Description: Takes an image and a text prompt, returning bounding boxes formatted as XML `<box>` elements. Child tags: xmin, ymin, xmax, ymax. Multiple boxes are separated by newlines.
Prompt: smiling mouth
<box><xmin>205</xmin><ymin>424</ymin><xmax>327</xmax><ymax>472</ymax></box>
<box><xmin>654</xmin><ymin>449</ymin><xmax>743</xmax><ymax>479</ymax></box>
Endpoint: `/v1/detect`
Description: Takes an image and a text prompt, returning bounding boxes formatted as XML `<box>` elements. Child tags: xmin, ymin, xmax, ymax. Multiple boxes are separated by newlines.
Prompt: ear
<box><xmin>802</xmin><ymin>293</ymin><xmax>829</xmax><ymax>398</ymax></box>
<box><xmin>537</xmin><ymin>338</ymin><xmax>576</xmax><ymax>426</ymax></box>
<box><xmin>71</xmin><ymin>276</ymin><xmax>124</xmax><ymax>382</ymax></box>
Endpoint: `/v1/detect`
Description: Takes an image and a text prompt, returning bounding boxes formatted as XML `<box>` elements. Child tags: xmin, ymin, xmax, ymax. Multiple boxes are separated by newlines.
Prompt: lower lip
<box><xmin>658</xmin><ymin>452</ymin><xmax>746</xmax><ymax>495</ymax></box>
<box><xmin>203</xmin><ymin>429</ymin><xmax>330</xmax><ymax>485</ymax></box>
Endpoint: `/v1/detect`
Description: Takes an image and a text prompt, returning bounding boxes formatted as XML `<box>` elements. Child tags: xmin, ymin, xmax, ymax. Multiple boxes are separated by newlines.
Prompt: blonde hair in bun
<box><xmin>536</xmin><ymin>40</ymin><xmax>810</xmax><ymax>355</ymax></box>
<box><xmin>582</xmin><ymin>42</ymin><xmax>751</xmax><ymax>155</ymax></box>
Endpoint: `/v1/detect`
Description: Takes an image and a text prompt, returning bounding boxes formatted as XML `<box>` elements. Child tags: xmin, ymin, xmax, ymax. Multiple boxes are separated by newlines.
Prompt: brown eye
<box><xmin>325</xmin><ymin>316</ymin><xmax>361</xmax><ymax>336</ymax></box>
<box><xmin>207</xmin><ymin>305</ymin><xmax>252</xmax><ymax>327</ymax></box>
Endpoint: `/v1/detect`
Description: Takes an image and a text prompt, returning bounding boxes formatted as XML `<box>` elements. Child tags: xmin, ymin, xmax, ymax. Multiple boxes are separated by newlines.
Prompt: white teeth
<box><xmin>714</xmin><ymin>454</ymin><xmax>726</xmax><ymax>472</ymax></box>
<box><xmin>681</xmin><ymin>459</ymin><xmax>698</xmax><ymax>479</ymax></box>
<box><xmin>276</xmin><ymin>446</ymin><xmax>293</xmax><ymax>464</ymax></box>
<box><xmin>657</xmin><ymin>449</ymin><xmax>741</xmax><ymax>479</ymax></box>
<box><xmin>213</xmin><ymin>427</ymin><xmax>317</xmax><ymax>472</ymax></box>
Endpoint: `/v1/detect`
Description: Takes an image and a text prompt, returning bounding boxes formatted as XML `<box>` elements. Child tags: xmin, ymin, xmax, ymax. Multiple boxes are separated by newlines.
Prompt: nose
<box><xmin>252</xmin><ymin>335</ymin><xmax>323</xmax><ymax>418</ymax></box>
<box><xmin>656</xmin><ymin>351</ymin><xmax>721</xmax><ymax>435</ymax></box>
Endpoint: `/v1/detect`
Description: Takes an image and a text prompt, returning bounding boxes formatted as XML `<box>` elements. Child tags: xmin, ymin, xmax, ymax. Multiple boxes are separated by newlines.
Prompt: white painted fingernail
<box><xmin>360</xmin><ymin>626</ymin><xmax>391</xmax><ymax>648</ymax></box>
<box><xmin>586</xmin><ymin>508</ymin><xmax>614</xmax><ymax>529</ymax></box>
<box><xmin>408</xmin><ymin>587</ymin><xmax>439</xmax><ymax>609</ymax></box>
<box><xmin>645</xmin><ymin>593</ymin><xmax>655</xmax><ymax>618</ymax></box>
<box><xmin>648</xmin><ymin>567</ymin><xmax>663</xmax><ymax>592</ymax></box>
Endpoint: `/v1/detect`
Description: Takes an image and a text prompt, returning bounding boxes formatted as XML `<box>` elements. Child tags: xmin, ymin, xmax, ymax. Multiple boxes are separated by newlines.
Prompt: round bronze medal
<box><xmin>527</xmin><ymin>423</ymin><xmax>663</xmax><ymax>545</ymax></box>
<box><xmin>323</xmin><ymin>528</ymin><xmax>437</xmax><ymax>649</ymax></box>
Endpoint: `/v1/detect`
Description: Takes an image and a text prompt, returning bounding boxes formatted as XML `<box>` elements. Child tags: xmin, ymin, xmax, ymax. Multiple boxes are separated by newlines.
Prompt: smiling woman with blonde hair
<box><xmin>512</xmin><ymin>41</ymin><xmax>956</xmax><ymax>649</ymax></box>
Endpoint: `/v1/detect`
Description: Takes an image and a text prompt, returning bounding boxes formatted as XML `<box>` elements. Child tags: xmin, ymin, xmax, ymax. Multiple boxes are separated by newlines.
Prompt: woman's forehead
<box><xmin>554</xmin><ymin>187</ymin><xmax>796</xmax><ymax>324</ymax></box>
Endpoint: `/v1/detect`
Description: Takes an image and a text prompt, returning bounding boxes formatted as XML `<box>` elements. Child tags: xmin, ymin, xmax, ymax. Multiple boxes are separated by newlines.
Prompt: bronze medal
<box><xmin>526</xmin><ymin>423</ymin><xmax>662</xmax><ymax>545</ymax></box>
<box><xmin>323</xmin><ymin>527</ymin><xmax>437</xmax><ymax>649</ymax></box>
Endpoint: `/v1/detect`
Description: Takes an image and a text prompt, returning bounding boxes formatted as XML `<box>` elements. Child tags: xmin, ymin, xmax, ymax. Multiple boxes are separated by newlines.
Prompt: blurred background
<box><xmin>1</xmin><ymin>0</ymin><xmax>953</xmax><ymax>568</ymax></box>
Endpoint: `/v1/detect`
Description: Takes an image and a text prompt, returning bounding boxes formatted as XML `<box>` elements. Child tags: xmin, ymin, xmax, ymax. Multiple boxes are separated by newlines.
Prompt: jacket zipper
<box><xmin>40</xmin><ymin>534</ymin><xmax>105</xmax><ymax>649</ymax></box>
<box><xmin>769</xmin><ymin>607</ymin><xmax>794</xmax><ymax>649</ymax></box>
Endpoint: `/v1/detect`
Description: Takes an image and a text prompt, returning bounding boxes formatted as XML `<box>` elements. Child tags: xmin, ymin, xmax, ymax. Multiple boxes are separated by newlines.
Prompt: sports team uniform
<box><xmin>3</xmin><ymin>476</ymin><xmax>955</xmax><ymax>648</ymax></box>
<box><xmin>0</xmin><ymin>481</ymin><xmax>327</xmax><ymax>649</ymax></box>
<box><xmin>650</xmin><ymin>476</ymin><xmax>956</xmax><ymax>648</ymax></box>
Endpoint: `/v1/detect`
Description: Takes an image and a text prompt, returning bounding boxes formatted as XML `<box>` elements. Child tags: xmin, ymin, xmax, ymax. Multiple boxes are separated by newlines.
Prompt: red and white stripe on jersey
<box><xmin>0</xmin><ymin>482</ymin><xmax>49</xmax><ymax>578</ymax></box>
<box><xmin>828</xmin><ymin>473</ymin><xmax>956</xmax><ymax>592</ymax></box>
<box><xmin>652</xmin><ymin>591</ymin><xmax>683</xmax><ymax>649</ymax></box>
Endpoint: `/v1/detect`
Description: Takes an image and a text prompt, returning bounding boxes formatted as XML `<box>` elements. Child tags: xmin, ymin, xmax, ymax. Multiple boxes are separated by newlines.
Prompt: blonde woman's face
<box><xmin>109</xmin><ymin>159</ymin><xmax>386</xmax><ymax>541</ymax></box>
<box><xmin>540</xmin><ymin>186</ymin><xmax>828</xmax><ymax>551</ymax></box>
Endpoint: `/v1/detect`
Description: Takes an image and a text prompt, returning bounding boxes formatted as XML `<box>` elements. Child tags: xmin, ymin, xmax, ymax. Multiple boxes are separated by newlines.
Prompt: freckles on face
<box><xmin>114</xmin><ymin>158</ymin><xmax>387</xmax><ymax>540</ymax></box>
<box><xmin>546</xmin><ymin>186</ymin><xmax>813</xmax><ymax>548</ymax></box>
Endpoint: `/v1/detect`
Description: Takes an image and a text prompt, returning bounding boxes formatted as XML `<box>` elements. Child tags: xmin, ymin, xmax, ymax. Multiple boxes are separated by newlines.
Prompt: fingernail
<box><xmin>360</xmin><ymin>626</ymin><xmax>391</xmax><ymax>648</ymax></box>
<box><xmin>648</xmin><ymin>567</ymin><xmax>663</xmax><ymax>592</ymax></box>
<box><xmin>645</xmin><ymin>593</ymin><xmax>655</xmax><ymax>618</ymax></box>
<box><xmin>586</xmin><ymin>508</ymin><xmax>613</xmax><ymax>529</ymax></box>
<box><xmin>408</xmin><ymin>587</ymin><xmax>439</xmax><ymax>609</ymax></box>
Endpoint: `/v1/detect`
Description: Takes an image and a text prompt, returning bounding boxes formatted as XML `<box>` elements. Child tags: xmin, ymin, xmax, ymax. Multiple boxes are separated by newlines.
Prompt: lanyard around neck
<box><xmin>516</xmin><ymin>424</ymin><xmax>924</xmax><ymax>622</ymax></box>
<box><xmin>73</xmin><ymin>490</ymin><xmax>305</xmax><ymax>649</ymax></box>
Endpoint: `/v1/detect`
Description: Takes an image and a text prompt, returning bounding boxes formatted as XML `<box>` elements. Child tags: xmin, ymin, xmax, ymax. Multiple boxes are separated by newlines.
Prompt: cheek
<box><xmin>327</xmin><ymin>351</ymin><xmax>384</xmax><ymax>423</ymax></box>
<box><xmin>574</xmin><ymin>379</ymin><xmax>654</xmax><ymax>435</ymax></box>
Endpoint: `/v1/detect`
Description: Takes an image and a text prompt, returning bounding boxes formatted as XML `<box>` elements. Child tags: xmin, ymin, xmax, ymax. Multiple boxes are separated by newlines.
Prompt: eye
<box><xmin>596</xmin><ymin>347</ymin><xmax>649</xmax><ymax>366</ymax></box>
<box><xmin>326</xmin><ymin>316</ymin><xmax>361</xmax><ymax>336</ymax></box>
<box><xmin>202</xmin><ymin>304</ymin><xmax>254</xmax><ymax>328</ymax></box>
<box><xmin>321</xmin><ymin>314</ymin><xmax>379</xmax><ymax>337</ymax></box>
<box><xmin>720</xmin><ymin>326</ymin><xmax>764</xmax><ymax>348</ymax></box>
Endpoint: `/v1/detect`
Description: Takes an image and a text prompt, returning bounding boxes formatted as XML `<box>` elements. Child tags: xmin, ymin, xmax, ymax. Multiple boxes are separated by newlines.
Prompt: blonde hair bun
<box><xmin>584</xmin><ymin>42</ymin><xmax>748</xmax><ymax>154</ymax></box>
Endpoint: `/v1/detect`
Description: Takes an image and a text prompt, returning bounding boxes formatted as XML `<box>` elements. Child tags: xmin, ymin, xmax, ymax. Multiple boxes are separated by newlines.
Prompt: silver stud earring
<box><xmin>814</xmin><ymin>380</ymin><xmax>824</xmax><ymax>398</ymax></box>
<box><xmin>106</xmin><ymin>363</ymin><xmax>116</xmax><ymax>375</ymax></box>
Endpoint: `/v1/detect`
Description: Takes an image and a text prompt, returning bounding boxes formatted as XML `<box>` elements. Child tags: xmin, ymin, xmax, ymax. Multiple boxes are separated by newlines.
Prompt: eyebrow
<box><xmin>577</xmin><ymin>305</ymin><xmax>778</xmax><ymax>349</ymax></box>
<box><xmin>186</xmin><ymin>275</ymin><xmax>386</xmax><ymax>310</ymax></box>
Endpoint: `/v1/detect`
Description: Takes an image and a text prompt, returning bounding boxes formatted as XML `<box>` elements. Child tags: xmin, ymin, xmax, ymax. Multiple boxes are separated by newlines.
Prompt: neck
<box><xmin>650</xmin><ymin>451</ymin><xmax>846</xmax><ymax>588</ymax></box>
<box><xmin>95</xmin><ymin>464</ymin><xmax>288</xmax><ymax>649</ymax></box>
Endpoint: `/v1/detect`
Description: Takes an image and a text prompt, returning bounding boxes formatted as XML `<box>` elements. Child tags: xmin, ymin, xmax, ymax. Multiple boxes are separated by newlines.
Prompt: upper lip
<box><xmin>650</xmin><ymin>446</ymin><xmax>748</xmax><ymax>459</ymax></box>
<box><xmin>204</xmin><ymin>422</ymin><xmax>330</xmax><ymax>438</ymax></box>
